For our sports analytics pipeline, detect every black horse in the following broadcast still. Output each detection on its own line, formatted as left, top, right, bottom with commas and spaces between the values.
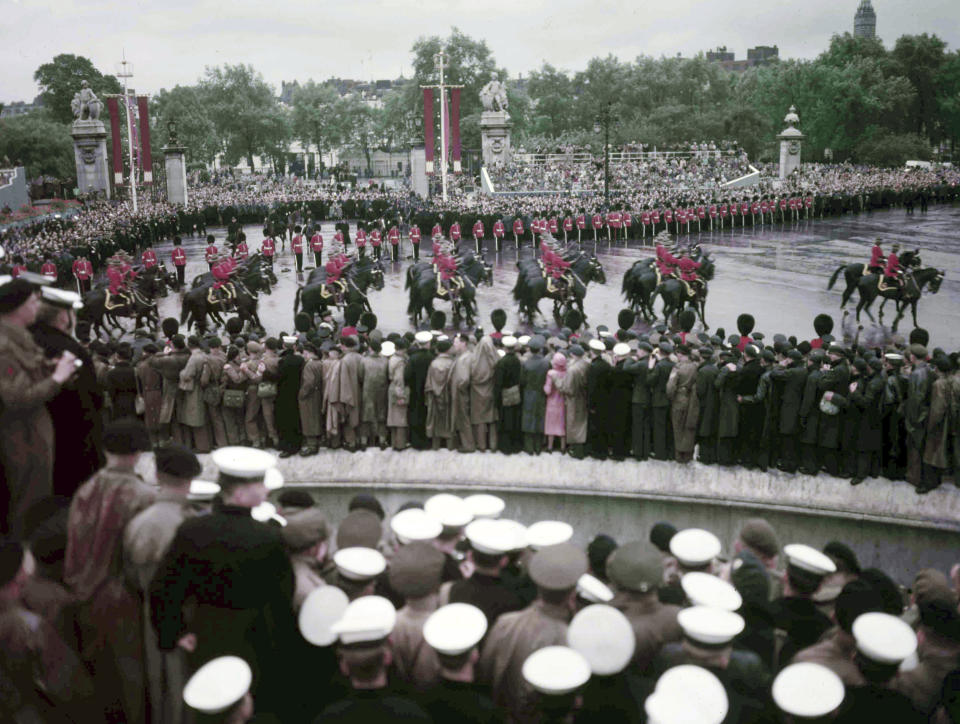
295, 256, 385, 322
827, 250, 920, 308
853, 266, 944, 331
79, 265, 170, 338
180, 254, 275, 333
621, 257, 660, 321
654, 250, 716, 329
406, 252, 493, 327
513, 246, 606, 325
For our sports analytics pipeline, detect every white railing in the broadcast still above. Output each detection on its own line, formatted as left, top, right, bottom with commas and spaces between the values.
510, 149, 743, 165
0, 168, 18, 189
721, 165, 761, 188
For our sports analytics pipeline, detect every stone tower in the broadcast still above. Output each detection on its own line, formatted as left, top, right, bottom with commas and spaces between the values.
854, 0, 876, 39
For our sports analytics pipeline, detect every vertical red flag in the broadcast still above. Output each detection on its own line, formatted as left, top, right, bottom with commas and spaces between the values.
442, 88, 450, 166
126, 94, 140, 181
450, 88, 462, 174
423, 88, 434, 175
106, 97, 124, 184
137, 96, 153, 184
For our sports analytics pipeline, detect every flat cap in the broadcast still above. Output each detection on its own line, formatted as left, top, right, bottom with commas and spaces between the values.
607, 541, 663, 594
388, 541, 444, 598
154, 443, 202, 479
737, 518, 780, 560
336, 510, 383, 550
529, 542, 588, 591
281, 507, 329, 551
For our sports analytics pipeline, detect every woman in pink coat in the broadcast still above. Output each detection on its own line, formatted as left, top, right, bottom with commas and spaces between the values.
543, 352, 567, 452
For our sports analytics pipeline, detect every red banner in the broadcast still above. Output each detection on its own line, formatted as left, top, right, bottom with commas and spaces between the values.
106, 97, 123, 184
450, 88, 462, 174
423, 88, 434, 175
137, 96, 152, 184
126, 95, 140, 181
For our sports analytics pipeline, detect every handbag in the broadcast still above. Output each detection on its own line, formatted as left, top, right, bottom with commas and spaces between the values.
502, 385, 521, 407
223, 389, 246, 409
819, 396, 839, 416
257, 381, 278, 399
203, 385, 223, 406
135, 395, 145, 415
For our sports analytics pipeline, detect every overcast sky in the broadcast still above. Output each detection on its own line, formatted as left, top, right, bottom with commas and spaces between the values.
2, 0, 958, 103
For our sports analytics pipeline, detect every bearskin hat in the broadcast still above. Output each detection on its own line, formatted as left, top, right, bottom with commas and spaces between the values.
491, 308, 507, 332
737, 314, 755, 336
430, 310, 446, 331
564, 308, 583, 332
678, 309, 696, 333
294, 312, 312, 333
225, 317, 244, 335
910, 327, 930, 347
360, 312, 378, 331
344, 303, 363, 327
161, 317, 179, 339
617, 308, 636, 331
813, 314, 834, 337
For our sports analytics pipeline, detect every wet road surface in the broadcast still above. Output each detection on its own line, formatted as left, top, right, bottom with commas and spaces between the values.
153, 203, 960, 348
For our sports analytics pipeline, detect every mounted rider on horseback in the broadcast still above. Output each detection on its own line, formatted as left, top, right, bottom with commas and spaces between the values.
867, 239, 885, 276
105, 252, 137, 310
323, 245, 351, 306
879, 243, 904, 292
675, 248, 704, 300
541, 237, 573, 297
208, 254, 239, 305
433, 240, 463, 299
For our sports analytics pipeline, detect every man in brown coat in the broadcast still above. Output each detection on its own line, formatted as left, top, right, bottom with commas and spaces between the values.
450, 334, 476, 452
150, 334, 190, 445
338, 336, 364, 449
0, 278, 78, 537
136, 343, 163, 443
425, 338, 456, 449
666, 345, 700, 463
606, 541, 682, 673
478, 542, 587, 722
469, 335, 499, 451
389, 542, 445, 691
360, 340, 390, 449
559, 345, 589, 459
298, 344, 324, 455
177, 336, 211, 452
203, 337, 229, 448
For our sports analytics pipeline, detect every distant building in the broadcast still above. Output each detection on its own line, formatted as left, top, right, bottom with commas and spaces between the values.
707, 46, 779, 72
854, 0, 877, 39
0, 98, 43, 118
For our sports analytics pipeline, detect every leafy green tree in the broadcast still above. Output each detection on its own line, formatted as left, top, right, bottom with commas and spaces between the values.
199, 64, 289, 169
891, 34, 948, 139
291, 80, 344, 166
0, 111, 75, 181
936, 51, 960, 155
527, 64, 576, 138
34, 54, 122, 125
150, 85, 219, 164
855, 131, 931, 166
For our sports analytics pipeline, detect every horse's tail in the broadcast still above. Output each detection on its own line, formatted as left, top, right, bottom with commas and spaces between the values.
512, 272, 525, 303
407, 280, 419, 316
827, 265, 844, 291
621, 268, 634, 297
404, 266, 413, 291
179, 294, 192, 328
294, 285, 302, 315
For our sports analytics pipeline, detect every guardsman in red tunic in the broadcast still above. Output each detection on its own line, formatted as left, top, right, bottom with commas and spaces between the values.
575, 213, 586, 244
655, 242, 679, 278
234, 238, 249, 261
72, 256, 92, 294
41, 259, 57, 281
492, 219, 505, 253
291, 227, 305, 272
472, 219, 484, 254
409, 224, 422, 260
370, 227, 382, 260
591, 212, 603, 242
512, 217, 524, 248
709, 203, 718, 230
355, 227, 367, 257
779, 197, 788, 222
449, 221, 461, 244
881, 243, 902, 291
548, 216, 559, 237
388, 225, 400, 262
310, 229, 324, 267
562, 215, 573, 244
211, 255, 236, 301
868, 239, 884, 275
10, 260, 27, 278
431, 222, 443, 242
205, 237, 219, 270
607, 210, 622, 241
622, 211, 632, 240
261, 236, 276, 269
171, 237, 187, 288
641, 209, 652, 238
677, 251, 703, 296
142, 246, 158, 270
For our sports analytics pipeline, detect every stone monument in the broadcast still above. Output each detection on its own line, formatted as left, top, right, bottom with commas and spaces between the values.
479, 73, 512, 170
163, 121, 189, 205
70, 81, 110, 198
777, 105, 805, 180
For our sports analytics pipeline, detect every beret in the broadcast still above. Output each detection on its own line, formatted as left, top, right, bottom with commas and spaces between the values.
388, 541, 445, 598
336, 510, 383, 550
0, 278, 33, 314
102, 417, 152, 455
281, 507, 329, 551
154, 443, 202, 479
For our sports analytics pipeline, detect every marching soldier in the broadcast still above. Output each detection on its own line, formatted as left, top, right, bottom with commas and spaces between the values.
73, 255, 93, 294
492, 219, 505, 253
310, 227, 324, 267
355, 226, 367, 257
171, 237, 187, 289
409, 223, 422, 260
234, 235, 249, 261
40, 258, 57, 281
261, 235, 276, 269
141, 244, 158, 270
388, 224, 400, 262
291, 226, 305, 272
204, 236, 218, 271
472, 218, 484, 254
370, 226, 382, 260
512, 217, 524, 249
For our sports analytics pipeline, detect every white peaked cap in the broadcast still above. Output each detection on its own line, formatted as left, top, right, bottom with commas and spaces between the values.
424, 494, 474, 529
677, 606, 745, 645
423, 603, 488, 656
330, 595, 396, 645
567, 604, 635, 676
646, 665, 728, 724
211, 446, 277, 479
183, 656, 252, 714
525, 520, 573, 549
681, 572, 743, 612
464, 494, 505, 519
333, 547, 387, 581
669, 528, 721, 568
390, 507, 443, 544
577, 573, 614, 603
852, 612, 918, 665
522, 646, 591, 695
773, 663, 845, 717
783, 543, 837, 576
299, 586, 350, 646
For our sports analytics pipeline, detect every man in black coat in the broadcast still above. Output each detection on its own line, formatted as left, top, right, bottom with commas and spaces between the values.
850, 356, 886, 485
799, 350, 826, 475
30, 288, 104, 498
817, 344, 852, 477
770, 349, 807, 474
276, 337, 305, 457
735, 344, 765, 469
493, 338, 523, 454
695, 346, 720, 464
150, 449, 299, 720
608, 345, 634, 460
624, 342, 653, 461
647, 340, 675, 460
104, 344, 139, 420
404, 333, 435, 450
586, 340, 612, 459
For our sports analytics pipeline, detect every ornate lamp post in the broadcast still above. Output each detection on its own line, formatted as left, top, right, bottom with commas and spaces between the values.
593, 102, 614, 206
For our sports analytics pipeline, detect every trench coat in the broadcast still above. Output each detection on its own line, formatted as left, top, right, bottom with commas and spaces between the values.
150, 349, 190, 425
666, 359, 700, 453
177, 348, 208, 427
560, 356, 589, 444
387, 354, 409, 428
298, 358, 324, 437
520, 352, 550, 434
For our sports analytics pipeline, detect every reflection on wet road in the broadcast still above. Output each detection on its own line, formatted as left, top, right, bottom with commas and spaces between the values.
154, 204, 960, 348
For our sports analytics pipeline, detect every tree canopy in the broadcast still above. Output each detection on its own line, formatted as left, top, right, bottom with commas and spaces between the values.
34, 54, 122, 125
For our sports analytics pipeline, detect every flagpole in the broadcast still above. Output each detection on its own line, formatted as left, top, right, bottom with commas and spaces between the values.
116, 54, 138, 213
421, 50, 463, 204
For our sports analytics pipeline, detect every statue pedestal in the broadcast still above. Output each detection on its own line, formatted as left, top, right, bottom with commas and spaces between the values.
71, 120, 110, 199
480, 111, 512, 170
164, 145, 188, 205
409, 145, 428, 199
777, 127, 805, 180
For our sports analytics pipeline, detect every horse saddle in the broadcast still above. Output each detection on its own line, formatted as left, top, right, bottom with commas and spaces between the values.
877, 275, 898, 292
207, 282, 236, 306
436, 275, 463, 298
320, 280, 346, 300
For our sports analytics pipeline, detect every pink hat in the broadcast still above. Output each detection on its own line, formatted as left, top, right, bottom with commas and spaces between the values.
552, 352, 567, 370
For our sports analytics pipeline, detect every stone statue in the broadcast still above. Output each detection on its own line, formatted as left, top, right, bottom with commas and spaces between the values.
479, 73, 509, 116
71, 81, 103, 122
167, 120, 180, 145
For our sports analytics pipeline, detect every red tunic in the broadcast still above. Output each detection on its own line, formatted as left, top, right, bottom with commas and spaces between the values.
41, 262, 57, 280
73, 260, 90, 280
549, 217, 559, 234
212, 260, 231, 289
607, 212, 622, 229
334, 231, 344, 245
431, 224, 443, 239
492, 221, 505, 238
205, 245, 218, 264
261, 238, 275, 258
641, 211, 652, 225
576, 215, 587, 230
370, 230, 382, 247
171, 248, 187, 267
437, 254, 458, 281
409, 226, 421, 243
107, 266, 126, 294
142, 249, 158, 269
472, 221, 484, 239
513, 218, 524, 235
388, 227, 400, 245
310, 233, 324, 253
449, 223, 461, 242
292, 235, 304, 254
235, 242, 249, 260
869, 245, 884, 268
563, 217, 574, 232
591, 214, 603, 230
665, 210, 674, 224
678, 257, 701, 282
884, 253, 900, 279
325, 259, 342, 282
355, 230, 366, 248
623, 213, 632, 228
